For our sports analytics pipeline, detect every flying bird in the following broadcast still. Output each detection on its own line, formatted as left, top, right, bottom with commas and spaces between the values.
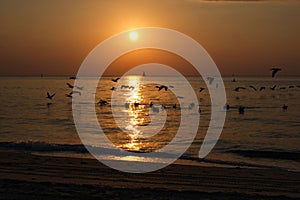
65, 93, 72, 98
199, 87, 205, 92
112, 78, 120, 82
69, 91, 81, 96
46, 92, 56, 100
249, 85, 257, 91
206, 77, 214, 85
259, 86, 266, 91
66, 82, 74, 89
156, 85, 168, 91
69, 76, 76, 80
271, 68, 281, 78
234, 87, 246, 92
98, 99, 108, 106
280, 87, 286, 90
270, 85, 277, 90
66, 83, 83, 90
110, 87, 116, 91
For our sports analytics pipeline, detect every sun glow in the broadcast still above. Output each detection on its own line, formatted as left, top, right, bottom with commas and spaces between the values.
129, 31, 139, 41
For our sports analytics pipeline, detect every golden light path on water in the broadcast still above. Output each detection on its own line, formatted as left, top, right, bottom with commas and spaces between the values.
121, 76, 144, 153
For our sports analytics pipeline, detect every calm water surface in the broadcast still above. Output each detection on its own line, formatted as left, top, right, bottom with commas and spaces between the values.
0, 76, 299, 171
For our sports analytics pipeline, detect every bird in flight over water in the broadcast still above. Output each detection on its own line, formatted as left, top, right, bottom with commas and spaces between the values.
112, 78, 120, 82
271, 68, 281, 78
156, 85, 168, 91
46, 92, 56, 100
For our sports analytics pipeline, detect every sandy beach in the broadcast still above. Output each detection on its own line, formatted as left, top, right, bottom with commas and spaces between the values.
0, 150, 299, 200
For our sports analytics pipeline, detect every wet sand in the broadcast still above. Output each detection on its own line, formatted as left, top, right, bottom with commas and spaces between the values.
0, 150, 299, 200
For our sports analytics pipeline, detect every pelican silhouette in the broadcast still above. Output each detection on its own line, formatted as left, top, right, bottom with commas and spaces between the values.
271, 68, 281, 78
46, 92, 56, 100
112, 78, 120, 82
156, 85, 168, 91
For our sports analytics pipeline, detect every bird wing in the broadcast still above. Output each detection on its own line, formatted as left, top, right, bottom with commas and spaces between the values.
67, 83, 74, 88
50, 93, 56, 98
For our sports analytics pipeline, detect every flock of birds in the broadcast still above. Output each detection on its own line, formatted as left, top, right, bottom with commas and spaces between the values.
46, 67, 298, 114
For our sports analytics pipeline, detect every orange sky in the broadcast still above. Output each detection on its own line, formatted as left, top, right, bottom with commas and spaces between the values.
0, 0, 300, 76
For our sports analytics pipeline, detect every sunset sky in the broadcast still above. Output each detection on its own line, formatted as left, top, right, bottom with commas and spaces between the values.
1, 0, 300, 76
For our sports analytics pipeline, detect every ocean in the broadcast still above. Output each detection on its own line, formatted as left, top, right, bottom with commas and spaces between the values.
0, 76, 299, 172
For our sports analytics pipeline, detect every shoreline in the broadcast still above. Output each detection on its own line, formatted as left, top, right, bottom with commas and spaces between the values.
1, 150, 299, 199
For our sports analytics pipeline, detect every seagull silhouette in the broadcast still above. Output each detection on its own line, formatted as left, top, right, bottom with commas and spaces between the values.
271, 68, 281, 78
280, 87, 286, 90
288, 86, 295, 89
112, 78, 120, 82
199, 87, 205, 92
66, 82, 83, 90
259, 86, 266, 91
65, 93, 72, 98
249, 85, 257, 91
206, 77, 214, 85
270, 85, 277, 90
66, 82, 74, 88
46, 92, 56, 100
234, 87, 246, 92
69, 91, 81, 96
69, 76, 76, 80
156, 85, 168, 91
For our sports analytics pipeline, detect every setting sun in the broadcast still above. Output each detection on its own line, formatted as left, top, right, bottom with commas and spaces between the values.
129, 31, 139, 41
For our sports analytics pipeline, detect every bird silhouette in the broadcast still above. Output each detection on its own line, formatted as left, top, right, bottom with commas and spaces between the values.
69, 76, 76, 80
69, 91, 81, 96
66, 82, 83, 90
98, 99, 108, 106
46, 92, 56, 100
206, 77, 214, 85
280, 87, 286, 90
110, 87, 116, 91
199, 87, 205, 92
112, 78, 120, 82
66, 82, 74, 88
156, 85, 168, 91
289, 86, 295, 89
234, 87, 246, 92
271, 68, 281, 78
282, 104, 288, 111
65, 93, 72, 98
238, 106, 245, 114
259, 86, 266, 91
270, 85, 277, 90
249, 85, 257, 91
